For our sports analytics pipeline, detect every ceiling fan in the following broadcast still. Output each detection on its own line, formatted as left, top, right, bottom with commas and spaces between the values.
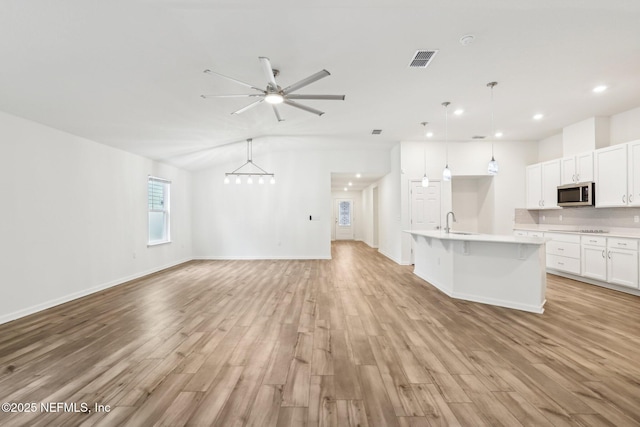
201, 57, 345, 121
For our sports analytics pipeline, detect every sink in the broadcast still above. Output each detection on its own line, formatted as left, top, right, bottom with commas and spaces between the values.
449, 231, 474, 235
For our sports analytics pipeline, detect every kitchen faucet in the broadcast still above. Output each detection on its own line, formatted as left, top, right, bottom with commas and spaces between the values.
445, 211, 456, 233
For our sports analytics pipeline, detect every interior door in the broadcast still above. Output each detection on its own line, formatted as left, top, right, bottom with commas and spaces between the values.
410, 180, 441, 263
335, 199, 354, 240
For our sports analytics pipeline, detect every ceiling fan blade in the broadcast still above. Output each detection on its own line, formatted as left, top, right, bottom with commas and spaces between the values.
282, 70, 330, 94
284, 99, 324, 116
272, 105, 284, 122
231, 99, 264, 115
201, 94, 264, 99
285, 94, 345, 101
259, 57, 279, 91
204, 69, 263, 92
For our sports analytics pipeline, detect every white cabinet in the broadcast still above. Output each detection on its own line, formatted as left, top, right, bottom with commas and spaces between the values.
561, 152, 594, 184
526, 159, 561, 209
606, 238, 639, 288
627, 140, 640, 207
595, 144, 628, 207
581, 235, 607, 281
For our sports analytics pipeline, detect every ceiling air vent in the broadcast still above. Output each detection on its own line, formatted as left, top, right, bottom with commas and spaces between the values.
472, 135, 486, 139
371, 129, 382, 135
409, 50, 439, 68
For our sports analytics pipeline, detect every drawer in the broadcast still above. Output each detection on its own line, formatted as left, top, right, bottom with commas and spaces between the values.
528, 231, 545, 238
546, 254, 581, 275
513, 230, 528, 237
545, 232, 580, 243
546, 240, 580, 258
608, 237, 639, 251
581, 235, 606, 247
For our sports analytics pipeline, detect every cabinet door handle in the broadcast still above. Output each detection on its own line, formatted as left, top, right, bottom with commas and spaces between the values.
630, 194, 633, 203
572, 174, 576, 182
602, 250, 605, 258
558, 262, 564, 266
623, 195, 626, 204
557, 248, 564, 251
618, 242, 627, 246
576, 174, 580, 182
590, 239, 597, 243
608, 251, 611, 259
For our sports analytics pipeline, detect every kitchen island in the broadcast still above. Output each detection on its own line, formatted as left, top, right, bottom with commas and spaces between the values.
406, 230, 547, 313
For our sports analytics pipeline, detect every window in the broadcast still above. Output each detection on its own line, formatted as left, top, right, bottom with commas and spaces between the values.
338, 200, 351, 226
148, 176, 170, 245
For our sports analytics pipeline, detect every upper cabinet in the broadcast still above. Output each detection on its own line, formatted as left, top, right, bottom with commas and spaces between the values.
560, 152, 593, 184
595, 144, 628, 207
526, 159, 561, 209
627, 140, 640, 207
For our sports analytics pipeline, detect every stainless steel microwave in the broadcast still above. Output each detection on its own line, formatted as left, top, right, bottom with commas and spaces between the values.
557, 182, 595, 207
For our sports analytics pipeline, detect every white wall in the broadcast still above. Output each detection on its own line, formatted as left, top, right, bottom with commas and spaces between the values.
538, 133, 563, 162
0, 111, 192, 323
191, 143, 390, 259
376, 144, 402, 263
610, 106, 640, 145
400, 139, 538, 264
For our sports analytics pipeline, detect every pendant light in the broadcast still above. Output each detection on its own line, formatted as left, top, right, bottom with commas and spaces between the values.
224, 138, 275, 184
442, 102, 452, 181
487, 81, 499, 175
420, 122, 429, 187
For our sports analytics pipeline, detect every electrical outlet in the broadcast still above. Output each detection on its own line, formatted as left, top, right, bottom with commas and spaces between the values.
635, 216, 639, 223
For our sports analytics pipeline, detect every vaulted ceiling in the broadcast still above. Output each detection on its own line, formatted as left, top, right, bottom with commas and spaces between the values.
1, 1, 639, 170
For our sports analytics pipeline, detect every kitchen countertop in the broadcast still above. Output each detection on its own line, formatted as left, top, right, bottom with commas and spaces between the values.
405, 230, 547, 245
514, 225, 640, 239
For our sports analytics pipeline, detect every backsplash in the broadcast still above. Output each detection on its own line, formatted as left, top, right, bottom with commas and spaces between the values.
515, 207, 640, 229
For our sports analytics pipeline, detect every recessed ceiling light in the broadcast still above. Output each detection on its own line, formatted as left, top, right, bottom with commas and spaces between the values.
356, 173, 361, 178
426, 132, 434, 138
533, 113, 544, 120
495, 131, 503, 137
344, 187, 348, 191
593, 85, 607, 93
348, 182, 352, 186
454, 109, 464, 115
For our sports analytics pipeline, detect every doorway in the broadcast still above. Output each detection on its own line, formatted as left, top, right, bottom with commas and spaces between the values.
410, 180, 441, 263
334, 198, 355, 240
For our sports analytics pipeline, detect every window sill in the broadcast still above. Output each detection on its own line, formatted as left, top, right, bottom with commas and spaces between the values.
148, 241, 172, 247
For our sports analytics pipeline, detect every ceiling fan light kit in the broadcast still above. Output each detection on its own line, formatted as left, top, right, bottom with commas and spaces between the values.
224, 139, 275, 185
202, 57, 345, 121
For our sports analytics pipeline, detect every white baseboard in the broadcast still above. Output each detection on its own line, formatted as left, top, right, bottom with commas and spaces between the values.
377, 248, 402, 264
193, 255, 332, 260
0, 258, 192, 326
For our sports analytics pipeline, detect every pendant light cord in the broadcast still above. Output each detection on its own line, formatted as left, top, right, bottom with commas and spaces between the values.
442, 102, 450, 166
487, 82, 498, 159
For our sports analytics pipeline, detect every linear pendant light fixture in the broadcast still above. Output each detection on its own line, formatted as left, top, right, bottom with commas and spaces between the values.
442, 102, 452, 181
420, 122, 429, 187
487, 81, 499, 175
224, 138, 275, 184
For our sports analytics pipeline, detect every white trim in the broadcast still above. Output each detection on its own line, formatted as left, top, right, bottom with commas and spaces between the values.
193, 255, 332, 260
0, 258, 191, 326
147, 240, 172, 247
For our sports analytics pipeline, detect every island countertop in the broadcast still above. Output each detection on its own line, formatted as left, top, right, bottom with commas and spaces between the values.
405, 229, 547, 313
404, 230, 547, 245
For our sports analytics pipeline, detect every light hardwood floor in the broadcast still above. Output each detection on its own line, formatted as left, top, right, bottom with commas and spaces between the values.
1, 241, 640, 426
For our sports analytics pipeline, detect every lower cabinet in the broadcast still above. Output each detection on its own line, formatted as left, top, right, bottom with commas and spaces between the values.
581, 235, 607, 281
607, 238, 639, 288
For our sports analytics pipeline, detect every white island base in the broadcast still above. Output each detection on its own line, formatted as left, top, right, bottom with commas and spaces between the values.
407, 231, 547, 314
